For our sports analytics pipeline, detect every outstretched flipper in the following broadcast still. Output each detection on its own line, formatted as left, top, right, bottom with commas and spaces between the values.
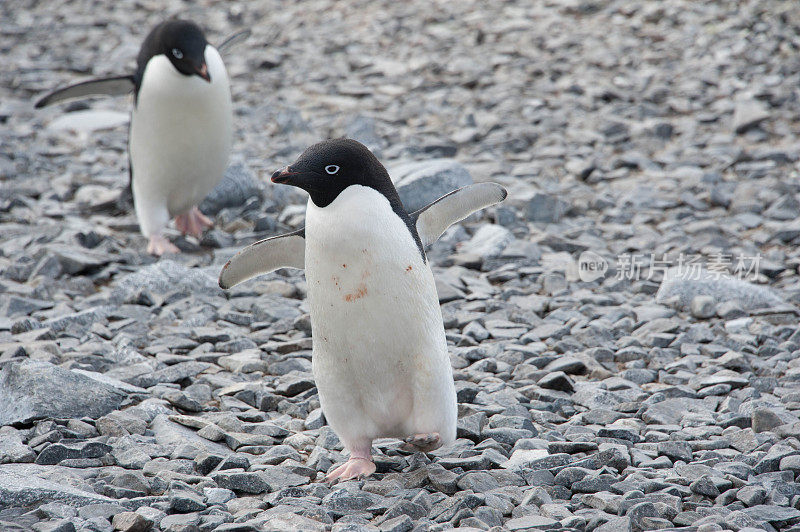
35, 75, 135, 108
218, 228, 305, 289
217, 29, 251, 54
412, 182, 507, 248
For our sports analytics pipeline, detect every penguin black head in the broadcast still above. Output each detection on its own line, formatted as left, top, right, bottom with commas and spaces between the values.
138, 19, 211, 83
272, 139, 402, 209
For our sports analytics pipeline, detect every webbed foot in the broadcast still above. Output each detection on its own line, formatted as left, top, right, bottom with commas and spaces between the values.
147, 234, 179, 256
400, 432, 441, 453
326, 457, 376, 483
175, 206, 213, 238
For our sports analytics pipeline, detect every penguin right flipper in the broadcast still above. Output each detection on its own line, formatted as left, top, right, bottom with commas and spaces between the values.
217, 29, 251, 54
412, 182, 507, 248
35, 75, 135, 108
218, 228, 305, 289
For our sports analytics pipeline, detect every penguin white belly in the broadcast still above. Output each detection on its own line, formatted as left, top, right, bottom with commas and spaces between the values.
305, 186, 457, 450
129, 46, 232, 237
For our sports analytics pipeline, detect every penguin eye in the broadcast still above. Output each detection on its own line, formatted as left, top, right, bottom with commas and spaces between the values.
172, 48, 184, 59
325, 165, 340, 175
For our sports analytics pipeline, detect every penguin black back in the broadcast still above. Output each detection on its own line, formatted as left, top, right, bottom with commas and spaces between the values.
272, 139, 425, 259
134, 20, 210, 96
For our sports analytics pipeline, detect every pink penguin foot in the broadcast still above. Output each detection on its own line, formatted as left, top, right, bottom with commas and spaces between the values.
174, 206, 213, 238
400, 432, 441, 453
325, 457, 376, 483
147, 234, 179, 256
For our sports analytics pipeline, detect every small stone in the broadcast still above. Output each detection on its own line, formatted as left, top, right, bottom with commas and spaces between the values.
210, 471, 269, 494
323, 488, 382, 514
305, 408, 326, 430
717, 300, 746, 319
736, 485, 767, 507
457, 471, 500, 492
733, 97, 770, 134
544, 356, 587, 375
35, 441, 111, 466
690, 295, 715, 319
740, 505, 800, 527
626, 501, 658, 529
169, 489, 205, 513
527, 193, 571, 223
111, 512, 152, 532
689, 476, 720, 497
77, 502, 127, 521
779, 454, 800, 473
379, 515, 413, 532
158, 513, 200, 531
657, 441, 692, 462
32, 520, 75, 532
197, 424, 225, 442
505, 515, 559, 530
595, 516, 631, 532
537, 371, 575, 392
199, 163, 263, 216
203, 487, 235, 505
752, 408, 784, 433
427, 465, 459, 495
0, 427, 35, 464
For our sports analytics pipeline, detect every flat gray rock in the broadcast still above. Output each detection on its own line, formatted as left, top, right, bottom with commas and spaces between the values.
112, 260, 223, 300
733, 97, 770, 134
0, 463, 116, 510
0, 427, 34, 464
199, 163, 264, 216
655, 267, 786, 311
149, 414, 232, 456
390, 159, 473, 212
458, 224, 513, 258
0, 360, 126, 425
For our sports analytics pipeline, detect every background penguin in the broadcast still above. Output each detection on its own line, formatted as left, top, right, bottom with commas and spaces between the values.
36, 20, 248, 255
219, 139, 507, 481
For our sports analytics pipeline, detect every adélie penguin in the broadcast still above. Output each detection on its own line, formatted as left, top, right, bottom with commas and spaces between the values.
219, 139, 507, 481
36, 20, 249, 255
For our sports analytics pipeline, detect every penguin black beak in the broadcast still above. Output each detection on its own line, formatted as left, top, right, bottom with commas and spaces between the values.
271, 166, 297, 184
195, 63, 211, 82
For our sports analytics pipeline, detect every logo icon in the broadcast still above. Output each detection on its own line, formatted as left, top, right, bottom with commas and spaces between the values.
578, 251, 608, 282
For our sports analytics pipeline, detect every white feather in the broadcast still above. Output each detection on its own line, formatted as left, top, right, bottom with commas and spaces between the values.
218, 231, 305, 289
305, 186, 457, 451
414, 182, 507, 248
35, 76, 134, 108
129, 45, 232, 237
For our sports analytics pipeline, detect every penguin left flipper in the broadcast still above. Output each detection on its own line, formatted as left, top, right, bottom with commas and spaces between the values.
412, 182, 507, 248
34, 75, 135, 108
218, 228, 305, 289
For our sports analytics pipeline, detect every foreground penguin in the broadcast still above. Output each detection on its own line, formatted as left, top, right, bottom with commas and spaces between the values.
219, 139, 507, 481
36, 20, 247, 255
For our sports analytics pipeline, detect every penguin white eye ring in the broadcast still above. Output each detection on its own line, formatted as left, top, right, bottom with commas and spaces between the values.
172, 48, 183, 59
325, 165, 340, 175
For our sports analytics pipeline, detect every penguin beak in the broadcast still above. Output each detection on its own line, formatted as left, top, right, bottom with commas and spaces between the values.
195, 63, 211, 82
271, 166, 298, 184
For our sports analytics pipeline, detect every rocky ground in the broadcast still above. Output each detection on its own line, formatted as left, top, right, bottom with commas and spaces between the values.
2, 0, 800, 531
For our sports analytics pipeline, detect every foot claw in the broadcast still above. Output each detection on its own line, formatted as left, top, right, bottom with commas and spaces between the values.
325, 457, 376, 483
400, 432, 441, 453
147, 234, 179, 256
175, 206, 213, 238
